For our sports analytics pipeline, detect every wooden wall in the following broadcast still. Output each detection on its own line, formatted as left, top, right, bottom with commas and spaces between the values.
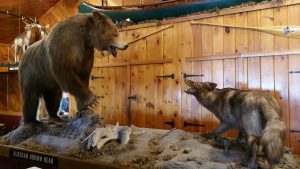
66, 1, 300, 154
0, 44, 10, 63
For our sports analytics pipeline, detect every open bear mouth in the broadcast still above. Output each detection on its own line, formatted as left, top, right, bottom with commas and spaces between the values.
109, 45, 117, 57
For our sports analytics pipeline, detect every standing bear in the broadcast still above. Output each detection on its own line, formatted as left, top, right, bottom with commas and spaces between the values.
19, 11, 128, 124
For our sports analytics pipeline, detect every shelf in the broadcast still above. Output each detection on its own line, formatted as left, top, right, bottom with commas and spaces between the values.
0, 65, 18, 73
0, 111, 21, 116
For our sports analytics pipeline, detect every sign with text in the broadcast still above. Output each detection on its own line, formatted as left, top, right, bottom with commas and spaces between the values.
9, 148, 58, 167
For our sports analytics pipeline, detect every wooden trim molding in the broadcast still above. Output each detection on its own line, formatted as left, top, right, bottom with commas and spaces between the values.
241, 50, 300, 58
186, 50, 300, 62
94, 58, 173, 68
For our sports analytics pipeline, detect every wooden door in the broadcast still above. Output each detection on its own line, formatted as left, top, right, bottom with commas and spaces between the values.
88, 66, 130, 126
129, 63, 174, 129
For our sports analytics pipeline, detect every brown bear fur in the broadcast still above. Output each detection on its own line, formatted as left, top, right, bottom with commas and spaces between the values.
19, 12, 128, 124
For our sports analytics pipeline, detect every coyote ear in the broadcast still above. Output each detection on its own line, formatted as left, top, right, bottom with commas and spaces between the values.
209, 83, 217, 90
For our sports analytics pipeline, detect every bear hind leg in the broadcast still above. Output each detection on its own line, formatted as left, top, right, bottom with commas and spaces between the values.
22, 90, 41, 124
57, 70, 95, 111
43, 87, 62, 121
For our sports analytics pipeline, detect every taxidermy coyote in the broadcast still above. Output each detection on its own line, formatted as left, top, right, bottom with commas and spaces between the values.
185, 80, 286, 169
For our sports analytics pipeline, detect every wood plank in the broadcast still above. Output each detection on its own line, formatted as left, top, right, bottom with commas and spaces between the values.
260, 9, 275, 95
212, 16, 224, 56
130, 66, 139, 126
145, 65, 155, 128
135, 26, 153, 128
144, 26, 162, 128
273, 6, 289, 146
163, 25, 173, 59
247, 11, 261, 90
123, 66, 130, 125
211, 16, 224, 131
223, 58, 237, 137
288, 4, 300, 155
128, 25, 173, 44
191, 61, 203, 132
222, 14, 237, 138
201, 60, 213, 133
183, 61, 193, 131
100, 67, 109, 124
130, 29, 147, 61
107, 67, 116, 125
115, 67, 123, 125
92, 68, 102, 117
68, 95, 77, 116
162, 63, 173, 129
137, 65, 147, 127
162, 25, 173, 129
181, 21, 193, 131
212, 60, 223, 130
154, 64, 164, 129
146, 26, 163, 60
112, 35, 128, 125
172, 23, 182, 129
201, 18, 213, 57
235, 12, 248, 90
223, 14, 236, 55
192, 23, 202, 58
223, 12, 237, 138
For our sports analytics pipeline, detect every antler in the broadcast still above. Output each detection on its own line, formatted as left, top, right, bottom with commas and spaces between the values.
21, 16, 29, 25
22, 16, 36, 25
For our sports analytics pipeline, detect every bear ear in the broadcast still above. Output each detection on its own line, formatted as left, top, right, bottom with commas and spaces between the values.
92, 11, 107, 25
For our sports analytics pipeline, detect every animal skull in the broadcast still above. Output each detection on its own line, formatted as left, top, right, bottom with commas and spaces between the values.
86, 122, 119, 149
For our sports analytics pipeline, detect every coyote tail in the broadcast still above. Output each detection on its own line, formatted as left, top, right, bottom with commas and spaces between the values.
261, 118, 286, 167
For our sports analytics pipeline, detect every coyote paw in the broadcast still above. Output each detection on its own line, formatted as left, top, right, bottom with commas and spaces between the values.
201, 132, 215, 139
240, 158, 258, 169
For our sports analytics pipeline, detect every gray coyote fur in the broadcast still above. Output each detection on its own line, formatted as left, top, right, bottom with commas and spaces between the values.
185, 80, 286, 169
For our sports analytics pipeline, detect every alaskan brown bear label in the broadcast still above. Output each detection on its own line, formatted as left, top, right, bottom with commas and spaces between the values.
9, 148, 58, 167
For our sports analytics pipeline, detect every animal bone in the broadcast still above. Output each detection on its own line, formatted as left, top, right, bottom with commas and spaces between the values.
118, 126, 132, 145
85, 122, 119, 150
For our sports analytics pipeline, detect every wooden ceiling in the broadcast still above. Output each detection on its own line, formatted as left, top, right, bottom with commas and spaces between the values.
0, 0, 59, 44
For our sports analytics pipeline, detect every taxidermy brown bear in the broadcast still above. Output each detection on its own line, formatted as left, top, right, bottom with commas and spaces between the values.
19, 11, 128, 124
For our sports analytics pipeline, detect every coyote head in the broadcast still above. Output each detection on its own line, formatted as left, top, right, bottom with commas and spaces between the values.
184, 80, 217, 95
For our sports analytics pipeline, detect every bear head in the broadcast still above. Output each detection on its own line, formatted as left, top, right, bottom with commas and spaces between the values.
88, 11, 128, 57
